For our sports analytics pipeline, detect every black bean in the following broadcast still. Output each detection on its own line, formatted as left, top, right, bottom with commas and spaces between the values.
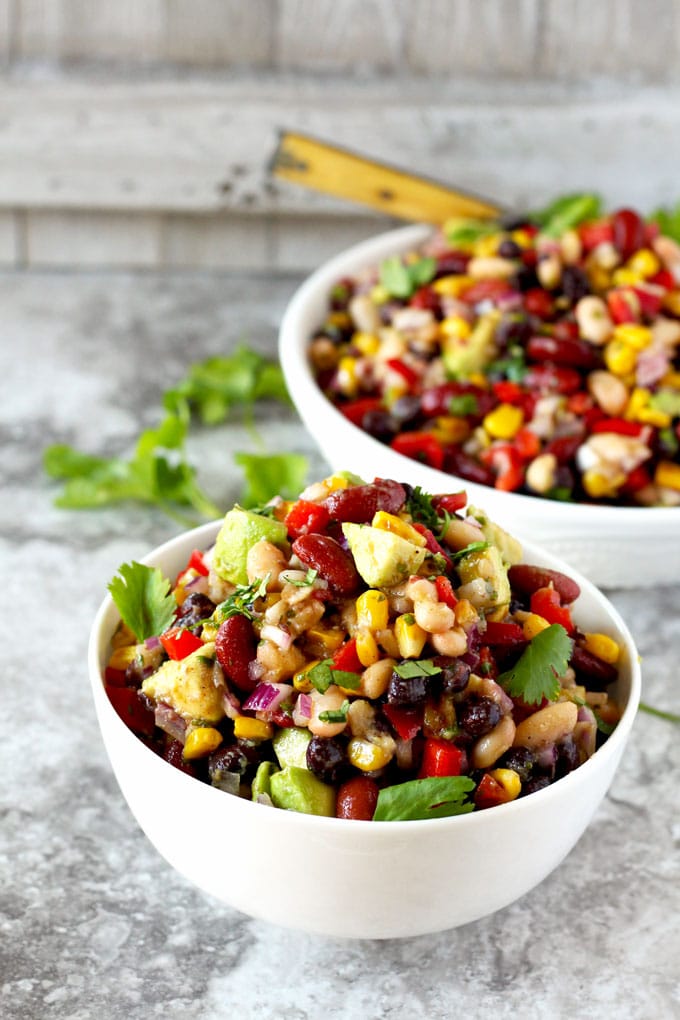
390, 395, 422, 425
433, 657, 471, 694
554, 737, 580, 780
175, 592, 216, 629
498, 746, 535, 783
522, 775, 552, 797
497, 239, 522, 259
457, 696, 501, 738
387, 672, 429, 706
496, 315, 531, 350
561, 265, 591, 304
361, 409, 398, 443
208, 744, 248, 782
306, 736, 349, 785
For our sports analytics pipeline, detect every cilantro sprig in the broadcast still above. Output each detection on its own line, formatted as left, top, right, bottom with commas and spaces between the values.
393, 659, 442, 680
107, 561, 177, 642
373, 776, 475, 822
214, 576, 270, 622
379, 255, 436, 299
498, 624, 573, 705
451, 540, 489, 562
307, 660, 361, 694
234, 452, 309, 509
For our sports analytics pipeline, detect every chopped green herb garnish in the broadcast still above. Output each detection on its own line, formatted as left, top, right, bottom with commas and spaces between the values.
529, 193, 602, 237
307, 659, 361, 694
287, 568, 319, 588
443, 217, 498, 246
659, 427, 679, 456
214, 575, 270, 622
545, 486, 573, 502
107, 561, 177, 642
318, 699, 350, 723
498, 624, 573, 705
448, 393, 479, 417
451, 540, 489, 562
393, 659, 442, 679
373, 776, 476, 822
379, 255, 436, 299
486, 346, 528, 383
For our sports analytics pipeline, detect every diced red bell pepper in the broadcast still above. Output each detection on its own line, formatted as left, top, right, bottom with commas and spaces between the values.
187, 548, 209, 576
483, 621, 526, 646
410, 285, 440, 314
591, 417, 644, 437
460, 278, 514, 305
391, 432, 445, 471
513, 427, 541, 460
524, 364, 582, 395
578, 219, 614, 252
411, 523, 453, 569
332, 637, 364, 675
339, 397, 383, 427
432, 491, 468, 514
419, 738, 465, 778
106, 686, 155, 736
480, 444, 524, 492
492, 380, 523, 405
383, 703, 424, 741
160, 627, 204, 661
566, 392, 593, 416
523, 288, 554, 320
530, 586, 575, 633
621, 465, 652, 494
474, 772, 511, 809
582, 406, 607, 432
285, 499, 330, 539
632, 284, 663, 318
104, 665, 127, 687
386, 358, 419, 388
648, 269, 675, 291
435, 575, 458, 609
477, 645, 498, 679
607, 288, 639, 324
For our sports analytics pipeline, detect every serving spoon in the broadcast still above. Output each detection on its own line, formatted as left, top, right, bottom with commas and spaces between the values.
270, 130, 504, 225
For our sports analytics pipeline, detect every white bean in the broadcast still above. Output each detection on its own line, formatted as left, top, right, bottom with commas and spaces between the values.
443, 517, 485, 551
349, 293, 382, 334
513, 701, 578, 750
414, 600, 456, 634
537, 252, 562, 290
468, 256, 518, 279
525, 453, 557, 495
246, 540, 287, 589
407, 577, 437, 603
575, 296, 614, 345
430, 627, 468, 657
308, 685, 349, 738
360, 658, 395, 699
587, 370, 629, 416
256, 639, 306, 683
472, 715, 516, 769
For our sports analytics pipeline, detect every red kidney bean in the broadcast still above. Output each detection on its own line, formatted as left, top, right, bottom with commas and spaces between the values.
335, 776, 379, 820
215, 615, 257, 692
508, 564, 581, 604
323, 479, 405, 524
435, 250, 471, 275
524, 364, 582, 395
421, 383, 494, 420
612, 208, 646, 261
526, 335, 599, 370
445, 449, 496, 487
292, 533, 360, 595
544, 433, 584, 465
570, 644, 618, 690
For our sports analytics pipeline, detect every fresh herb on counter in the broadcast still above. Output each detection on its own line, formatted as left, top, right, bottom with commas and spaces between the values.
107, 561, 177, 642
640, 701, 680, 724
234, 452, 309, 509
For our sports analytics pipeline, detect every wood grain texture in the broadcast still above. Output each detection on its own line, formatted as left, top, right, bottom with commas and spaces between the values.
26, 210, 163, 266
277, 0, 408, 72
0, 211, 19, 265
164, 0, 274, 67
17, 0, 166, 62
162, 213, 271, 269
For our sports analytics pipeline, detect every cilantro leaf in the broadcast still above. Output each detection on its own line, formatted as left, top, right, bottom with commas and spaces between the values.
307, 659, 361, 694
648, 201, 680, 245
498, 624, 573, 705
451, 540, 489, 562
443, 217, 498, 246
214, 576, 269, 622
404, 485, 451, 538
529, 193, 602, 237
649, 389, 680, 417
449, 393, 479, 416
107, 561, 177, 642
373, 776, 476, 822
379, 256, 436, 299
318, 699, 350, 723
286, 568, 318, 588
393, 659, 442, 679
234, 452, 308, 509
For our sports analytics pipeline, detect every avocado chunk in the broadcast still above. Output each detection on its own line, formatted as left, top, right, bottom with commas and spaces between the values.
457, 545, 512, 620
251, 760, 278, 802
342, 523, 427, 588
141, 643, 224, 723
442, 310, 499, 376
273, 726, 312, 769
467, 505, 523, 566
213, 506, 288, 585
269, 765, 336, 817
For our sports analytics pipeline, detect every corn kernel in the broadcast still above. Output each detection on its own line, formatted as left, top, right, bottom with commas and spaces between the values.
110, 621, 136, 649
439, 315, 472, 340
586, 264, 612, 293
336, 356, 358, 397
347, 737, 394, 772
626, 248, 660, 278
394, 613, 428, 659
356, 629, 380, 668
612, 268, 642, 287
660, 370, 680, 389
324, 473, 351, 492
613, 324, 652, 351
370, 284, 390, 305
293, 659, 321, 693
433, 275, 473, 298
655, 460, 680, 492
233, 717, 273, 742
352, 331, 380, 356
583, 633, 621, 665
625, 386, 651, 420
467, 372, 490, 390
108, 645, 140, 671
304, 627, 345, 658
327, 311, 352, 330
522, 613, 551, 640
430, 415, 470, 445
473, 233, 503, 257
582, 468, 624, 499
489, 768, 521, 801
511, 229, 533, 248
638, 406, 672, 428
454, 598, 478, 629
355, 589, 390, 631
483, 403, 524, 440
372, 510, 427, 547
604, 339, 637, 377
183, 726, 223, 760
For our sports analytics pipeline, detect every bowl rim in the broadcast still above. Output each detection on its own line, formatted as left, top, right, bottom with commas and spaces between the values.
278, 221, 680, 523
89, 517, 641, 836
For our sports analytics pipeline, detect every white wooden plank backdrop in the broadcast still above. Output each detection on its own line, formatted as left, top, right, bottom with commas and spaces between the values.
2, 0, 680, 269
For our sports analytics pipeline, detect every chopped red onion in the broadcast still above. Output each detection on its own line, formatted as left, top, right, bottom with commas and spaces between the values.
293, 692, 313, 725
184, 573, 210, 595
247, 659, 265, 686
242, 682, 293, 714
154, 703, 186, 743
144, 635, 161, 650
260, 623, 293, 651
222, 689, 242, 720
536, 744, 557, 770
212, 771, 241, 796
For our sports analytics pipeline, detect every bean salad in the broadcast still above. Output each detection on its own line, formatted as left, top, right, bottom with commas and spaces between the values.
308, 201, 680, 506
105, 474, 622, 821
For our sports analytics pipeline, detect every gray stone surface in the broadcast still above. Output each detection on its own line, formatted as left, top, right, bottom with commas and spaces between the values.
1, 270, 678, 1020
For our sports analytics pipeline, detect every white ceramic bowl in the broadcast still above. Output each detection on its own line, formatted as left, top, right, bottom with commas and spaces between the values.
89, 519, 640, 939
279, 224, 680, 587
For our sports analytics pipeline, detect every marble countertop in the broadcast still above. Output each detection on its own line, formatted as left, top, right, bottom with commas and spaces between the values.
2, 270, 679, 1020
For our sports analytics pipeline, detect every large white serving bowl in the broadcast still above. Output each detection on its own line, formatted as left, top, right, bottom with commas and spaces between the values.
89, 519, 640, 940
279, 224, 680, 587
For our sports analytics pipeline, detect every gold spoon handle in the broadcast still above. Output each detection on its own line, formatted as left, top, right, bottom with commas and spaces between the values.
270, 130, 503, 224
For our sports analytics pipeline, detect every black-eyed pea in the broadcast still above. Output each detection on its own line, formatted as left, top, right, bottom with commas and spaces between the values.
513, 701, 578, 750
360, 657, 395, 699
471, 715, 516, 769
308, 685, 349, 738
